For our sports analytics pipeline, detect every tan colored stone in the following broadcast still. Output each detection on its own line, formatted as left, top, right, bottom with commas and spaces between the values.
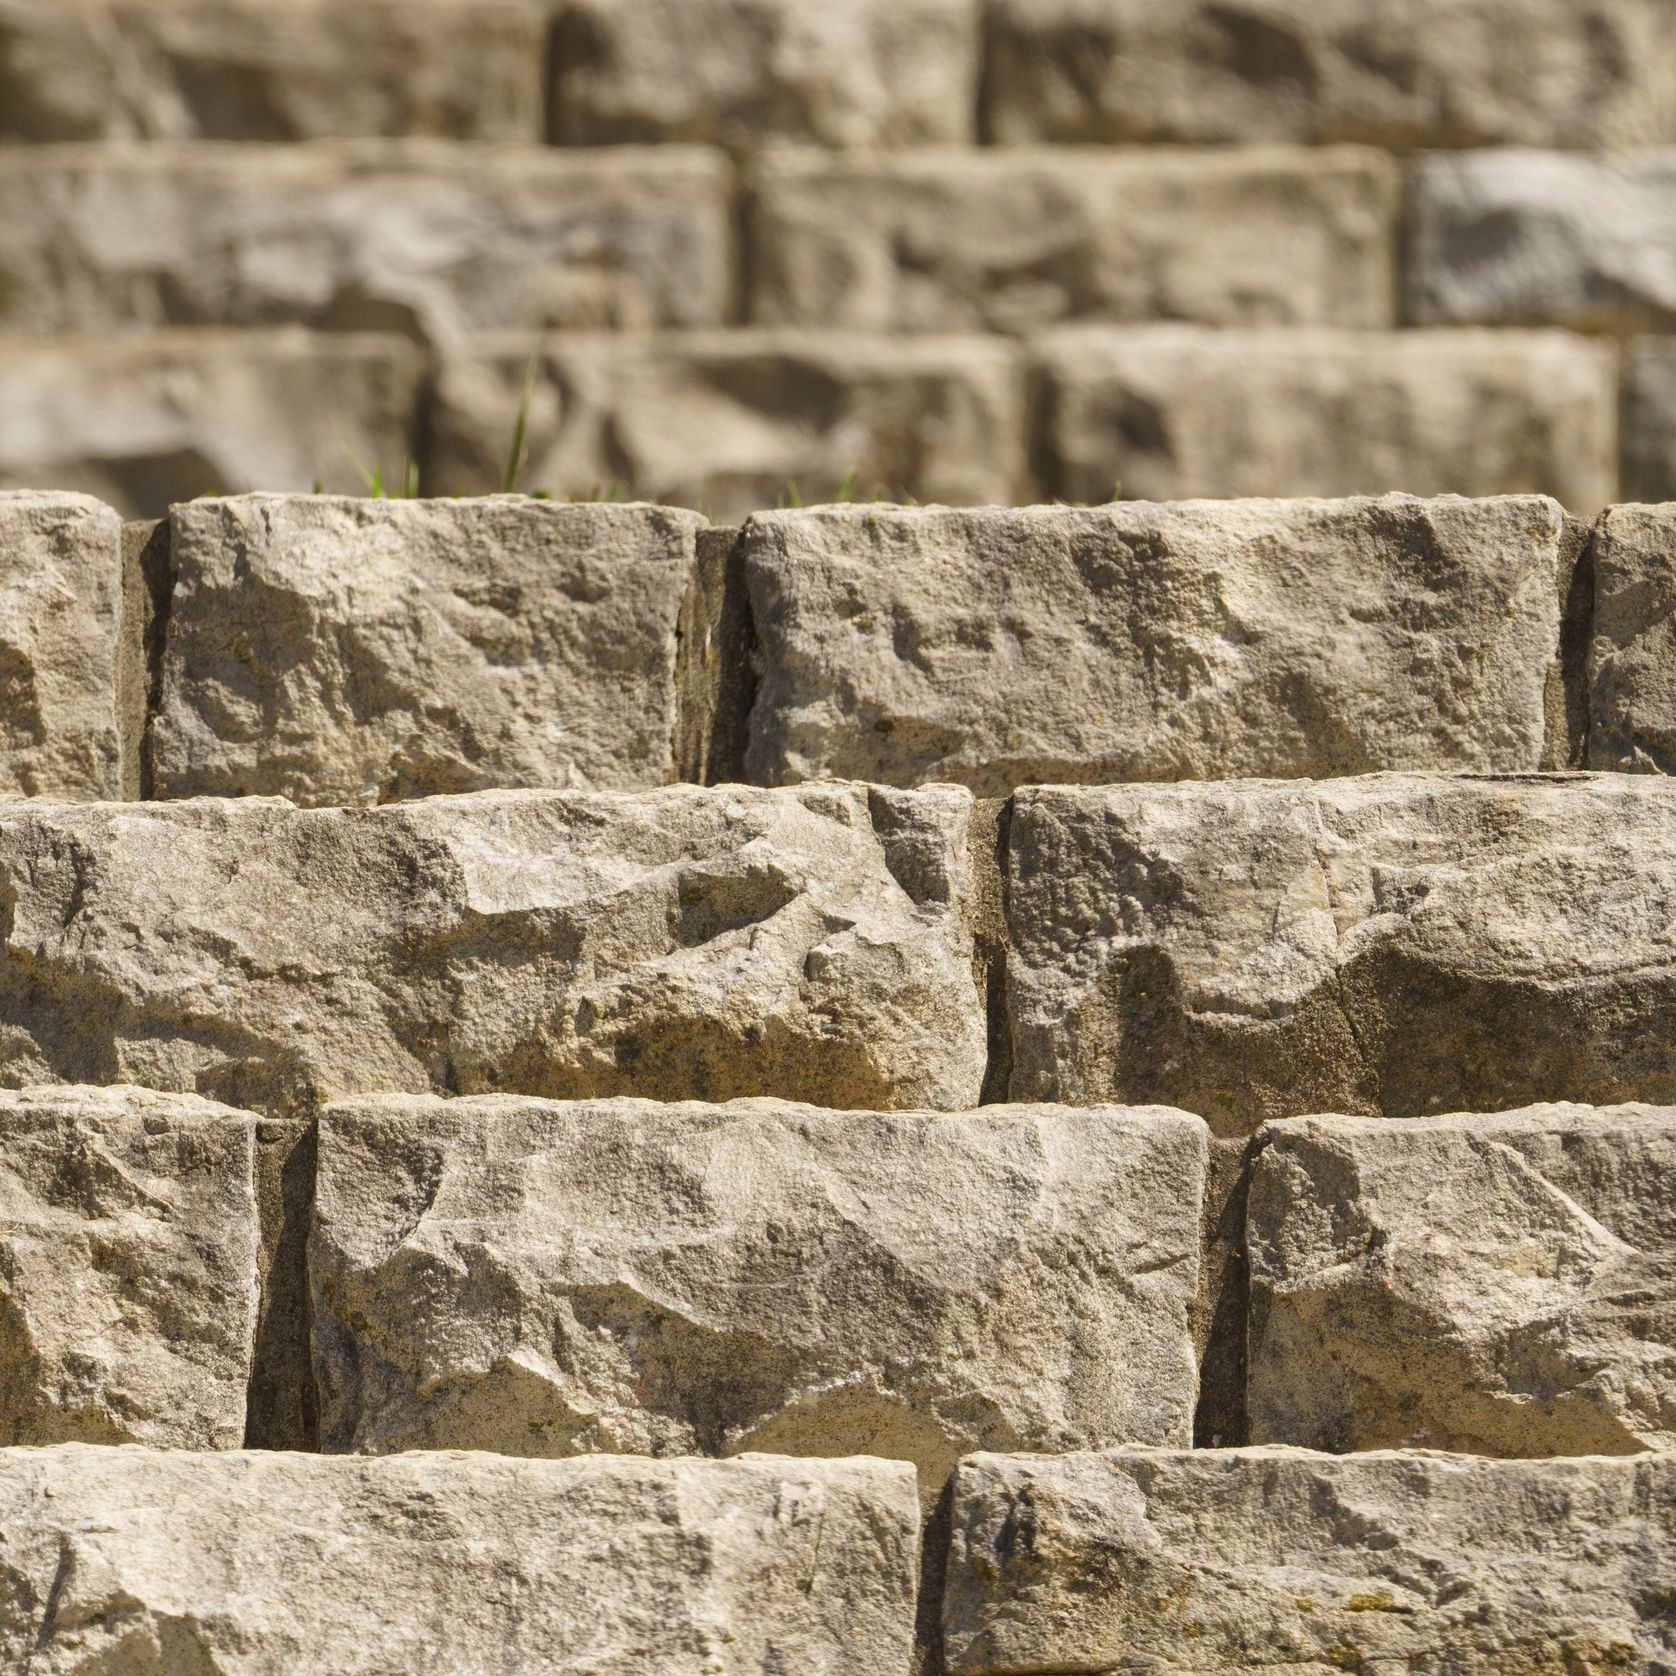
748, 147, 1398, 332
984, 0, 1676, 148
0, 491, 123, 799
943, 1447, 1676, 1674
1625, 338, 1676, 503
152, 496, 706, 803
1588, 502, 1676, 772
1005, 774, 1676, 1130
311, 1094, 1206, 1491
0, 142, 732, 339
550, 0, 977, 150
0, 784, 984, 1119
744, 498, 1576, 795
426, 330, 1030, 520
0, 1445, 920, 1673
0, 0, 544, 142
1248, 1104, 1676, 1455
1037, 326, 1619, 511
0, 1085, 258, 1450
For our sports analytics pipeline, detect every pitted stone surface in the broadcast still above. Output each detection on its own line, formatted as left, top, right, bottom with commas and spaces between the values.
0, 1085, 258, 1450
1588, 502, 1676, 773
1247, 1104, 1676, 1455
0, 491, 123, 800
0, 784, 984, 1119
943, 1447, 1676, 1674
0, 1445, 920, 1674
153, 496, 705, 804
1005, 774, 1676, 1129
311, 1094, 1206, 1488
744, 499, 1575, 795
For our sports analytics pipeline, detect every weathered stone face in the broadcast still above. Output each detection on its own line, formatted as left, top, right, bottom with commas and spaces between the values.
748, 147, 1398, 332
0, 784, 985, 1119
943, 1447, 1676, 1674
745, 499, 1576, 796
1625, 341, 1676, 505
152, 496, 707, 804
0, 1085, 258, 1450
0, 1445, 921, 1674
1247, 1104, 1676, 1455
1588, 502, 1676, 773
1005, 774, 1676, 1129
0, 491, 123, 800
311, 1094, 1207, 1489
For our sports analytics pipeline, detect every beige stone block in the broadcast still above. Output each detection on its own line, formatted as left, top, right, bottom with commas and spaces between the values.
1625, 338, 1676, 502
1589, 502, 1676, 772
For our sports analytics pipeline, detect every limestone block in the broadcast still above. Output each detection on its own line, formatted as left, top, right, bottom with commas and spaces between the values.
0, 1445, 920, 1674
0, 142, 732, 339
0, 784, 985, 1119
0, 1085, 258, 1450
984, 0, 1676, 148
943, 1447, 1676, 1673
0, 0, 544, 143
1588, 502, 1676, 772
311, 1095, 1206, 1489
744, 498, 1576, 795
550, 0, 977, 149
1005, 774, 1676, 1128
426, 331, 1030, 518
0, 491, 123, 799
1248, 1105, 1676, 1455
1625, 338, 1676, 502
1036, 326, 1619, 511
0, 330, 425, 519
748, 147, 1397, 333
152, 496, 707, 803
1411, 149, 1676, 335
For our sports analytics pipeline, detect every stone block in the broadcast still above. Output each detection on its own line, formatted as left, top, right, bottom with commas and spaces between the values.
1588, 502, 1676, 772
1005, 774, 1676, 1128
943, 1447, 1676, 1673
152, 496, 707, 803
0, 1446, 920, 1673
744, 498, 1577, 795
1625, 338, 1676, 502
0, 1085, 258, 1450
1036, 326, 1619, 511
748, 147, 1398, 332
0, 784, 985, 1119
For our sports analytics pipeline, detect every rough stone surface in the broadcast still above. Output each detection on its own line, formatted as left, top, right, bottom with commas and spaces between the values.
1248, 1104, 1676, 1456
0, 1085, 258, 1450
0, 0, 545, 143
748, 148, 1398, 333
311, 1095, 1206, 1489
1589, 502, 1676, 773
0, 784, 984, 1120
1625, 339, 1676, 504
1005, 774, 1676, 1129
0, 1445, 920, 1674
0, 491, 123, 800
0, 142, 733, 339
1411, 149, 1676, 335
943, 1447, 1676, 1674
0, 330, 425, 519
427, 331, 1030, 519
744, 498, 1576, 795
550, 0, 977, 150
984, 0, 1676, 148
1036, 326, 1619, 511
152, 496, 706, 804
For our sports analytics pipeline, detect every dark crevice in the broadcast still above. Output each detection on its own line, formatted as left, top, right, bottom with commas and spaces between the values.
1192, 1132, 1263, 1449
975, 797, 1014, 1105
912, 1474, 955, 1676
121, 518, 175, 802
728, 161, 755, 327
1558, 512, 1600, 769
244, 1118, 321, 1452
677, 525, 756, 786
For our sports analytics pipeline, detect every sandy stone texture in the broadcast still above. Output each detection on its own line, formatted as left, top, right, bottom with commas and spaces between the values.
152, 496, 706, 804
748, 147, 1398, 333
1005, 774, 1676, 1129
0, 1085, 258, 1450
943, 1447, 1676, 1673
744, 498, 1577, 795
311, 1094, 1206, 1491
1625, 339, 1676, 503
0, 783, 984, 1119
0, 1445, 920, 1674
0, 491, 124, 800
1247, 1104, 1676, 1455
1588, 502, 1676, 772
